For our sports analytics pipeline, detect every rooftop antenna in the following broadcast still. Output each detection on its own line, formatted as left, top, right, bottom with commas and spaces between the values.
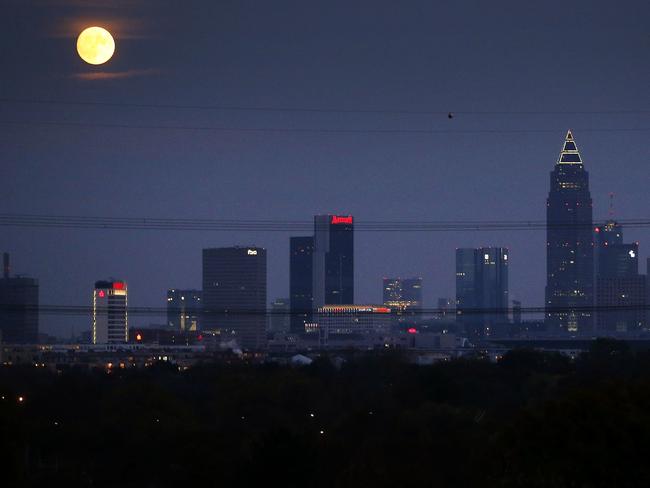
608, 192, 615, 219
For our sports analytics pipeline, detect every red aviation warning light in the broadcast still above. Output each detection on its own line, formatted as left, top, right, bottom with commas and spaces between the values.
407, 327, 417, 334
331, 215, 353, 225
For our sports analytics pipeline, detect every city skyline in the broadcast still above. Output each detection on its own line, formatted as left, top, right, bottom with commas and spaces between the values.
1, 0, 648, 338
2, 2, 649, 485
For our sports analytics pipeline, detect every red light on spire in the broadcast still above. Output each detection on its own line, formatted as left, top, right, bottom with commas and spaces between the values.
331, 215, 353, 225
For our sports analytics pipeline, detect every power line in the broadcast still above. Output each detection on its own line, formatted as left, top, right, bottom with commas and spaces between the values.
1, 120, 649, 135
2, 214, 650, 232
2, 97, 649, 116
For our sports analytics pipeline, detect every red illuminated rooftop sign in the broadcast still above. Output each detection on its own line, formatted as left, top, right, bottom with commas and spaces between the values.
331, 215, 353, 225
113, 282, 125, 290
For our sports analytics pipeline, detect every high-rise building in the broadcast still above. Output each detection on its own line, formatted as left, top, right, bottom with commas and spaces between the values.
456, 247, 509, 337
93, 280, 128, 344
269, 298, 290, 335
545, 130, 594, 334
312, 215, 354, 308
382, 277, 423, 315
202, 246, 267, 350
290, 236, 313, 334
594, 221, 645, 333
0, 253, 39, 343
166, 289, 202, 331
595, 221, 638, 278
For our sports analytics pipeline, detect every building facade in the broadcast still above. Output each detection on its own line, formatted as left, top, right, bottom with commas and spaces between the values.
456, 247, 509, 337
202, 247, 267, 350
0, 253, 39, 344
312, 215, 354, 308
382, 277, 423, 315
269, 298, 290, 335
545, 130, 594, 334
595, 221, 645, 333
93, 280, 128, 344
289, 236, 314, 334
315, 305, 392, 346
166, 289, 202, 331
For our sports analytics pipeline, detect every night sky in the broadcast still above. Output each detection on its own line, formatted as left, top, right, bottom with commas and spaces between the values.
1, 0, 648, 338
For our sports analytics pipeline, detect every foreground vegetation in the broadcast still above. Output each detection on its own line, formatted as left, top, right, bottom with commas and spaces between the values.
1, 339, 649, 487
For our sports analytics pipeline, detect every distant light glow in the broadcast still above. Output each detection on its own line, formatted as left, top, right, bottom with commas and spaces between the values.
407, 327, 417, 334
98, 290, 105, 298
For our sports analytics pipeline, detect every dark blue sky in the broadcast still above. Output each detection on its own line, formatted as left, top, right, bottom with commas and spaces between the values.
1, 0, 648, 337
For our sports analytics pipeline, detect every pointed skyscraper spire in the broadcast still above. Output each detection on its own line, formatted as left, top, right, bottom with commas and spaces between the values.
557, 129, 582, 164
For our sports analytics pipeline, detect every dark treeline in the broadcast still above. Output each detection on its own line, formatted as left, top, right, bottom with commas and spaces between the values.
1, 340, 650, 487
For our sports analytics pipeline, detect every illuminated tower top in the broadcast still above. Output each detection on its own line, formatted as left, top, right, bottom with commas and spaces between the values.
556, 129, 583, 165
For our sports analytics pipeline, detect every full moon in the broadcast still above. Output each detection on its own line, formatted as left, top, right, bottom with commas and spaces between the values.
77, 26, 115, 65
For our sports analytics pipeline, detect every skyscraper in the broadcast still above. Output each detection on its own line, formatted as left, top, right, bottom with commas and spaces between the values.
202, 246, 267, 350
594, 221, 645, 333
166, 289, 202, 331
312, 215, 354, 308
0, 253, 39, 343
545, 130, 594, 334
93, 280, 128, 344
382, 277, 423, 315
456, 247, 509, 337
289, 236, 314, 334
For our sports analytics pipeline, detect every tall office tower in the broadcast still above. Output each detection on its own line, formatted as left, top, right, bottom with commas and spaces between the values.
456, 247, 509, 337
269, 298, 290, 334
93, 280, 128, 344
166, 289, 202, 331
595, 221, 637, 277
290, 236, 314, 334
545, 130, 594, 334
202, 247, 267, 350
382, 277, 423, 315
594, 222, 645, 333
0, 253, 39, 343
456, 248, 480, 333
312, 215, 354, 308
